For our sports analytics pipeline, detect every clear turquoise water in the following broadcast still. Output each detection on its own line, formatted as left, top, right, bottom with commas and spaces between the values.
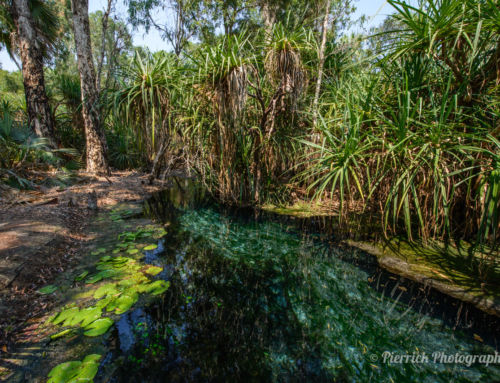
112, 188, 500, 382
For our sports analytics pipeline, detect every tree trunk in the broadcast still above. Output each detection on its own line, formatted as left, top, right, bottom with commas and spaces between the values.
12, 0, 56, 146
312, 0, 331, 127
174, 0, 183, 57
261, 1, 276, 39
71, 0, 110, 174
96, 0, 114, 92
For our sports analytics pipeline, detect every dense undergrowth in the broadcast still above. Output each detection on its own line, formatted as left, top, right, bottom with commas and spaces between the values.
1, 0, 498, 256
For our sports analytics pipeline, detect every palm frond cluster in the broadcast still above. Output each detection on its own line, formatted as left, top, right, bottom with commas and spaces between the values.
1, 0, 498, 253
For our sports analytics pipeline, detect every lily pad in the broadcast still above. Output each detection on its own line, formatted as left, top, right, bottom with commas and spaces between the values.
83, 318, 114, 337
74, 271, 89, 282
85, 274, 104, 284
51, 307, 79, 326
69, 307, 102, 327
86, 269, 122, 284
47, 361, 81, 383
154, 228, 167, 238
94, 283, 119, 299
143, 244, 158, 251
144, 265, 163, 276
113, 293, 138, 314
38, 285, 58, 295
47, 354, 101, 383
95, 295, 115, 309
117, 278, 136, 287
142, 280, 170, 295
91, 248, 106, 256
82, 354, 102, 364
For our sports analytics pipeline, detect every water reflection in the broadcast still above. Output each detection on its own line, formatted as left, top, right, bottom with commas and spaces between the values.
106, 180, 499, 382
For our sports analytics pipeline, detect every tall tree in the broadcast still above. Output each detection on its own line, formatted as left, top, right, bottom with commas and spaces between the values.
312, 0, 331, 126
259, 0, 276, 37
127, 0, 198, 57
70, 0, 109, 174
95, 0, 114, 91
90, 9, 134, 92
9, 0, 57, 146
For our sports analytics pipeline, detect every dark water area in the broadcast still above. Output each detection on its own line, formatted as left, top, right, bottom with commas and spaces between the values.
103, 179, 500, 382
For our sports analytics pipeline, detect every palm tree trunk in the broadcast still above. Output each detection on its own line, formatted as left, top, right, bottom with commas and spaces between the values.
71, 0, 109, 174
12, 0, 56, 147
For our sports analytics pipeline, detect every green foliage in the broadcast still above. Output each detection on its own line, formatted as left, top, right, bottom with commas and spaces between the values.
112, 50, 182, 171
83, 318, 114, 337
297, 110, 372, 219
1, 0, 497, 251
0, 100, 79, 188
47, 354, 101, 383
0, 0, 61, 60
38, 285, 58, 295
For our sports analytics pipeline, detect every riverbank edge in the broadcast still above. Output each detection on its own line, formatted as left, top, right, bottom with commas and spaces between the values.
341, 239, 500, 318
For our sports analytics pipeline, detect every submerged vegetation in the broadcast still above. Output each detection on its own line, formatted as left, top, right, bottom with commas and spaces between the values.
0, 0, 499, 379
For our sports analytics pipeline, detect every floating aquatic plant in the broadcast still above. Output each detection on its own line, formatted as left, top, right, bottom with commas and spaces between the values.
38, 285, 58, 294
49, 307, 108, 327
48, 232, 170, 341
83, 318, 114, 337
47, 354, 101, 383
74, 271, 89, 282
90, 248, 106, 256
144, 265, 162, 276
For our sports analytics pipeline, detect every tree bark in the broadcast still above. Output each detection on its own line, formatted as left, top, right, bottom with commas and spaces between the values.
11, 0, 56, 146
96, 0, 114, 92
261, 1, 276, 39
312, 0, 331, 127
71, 0, 110, 174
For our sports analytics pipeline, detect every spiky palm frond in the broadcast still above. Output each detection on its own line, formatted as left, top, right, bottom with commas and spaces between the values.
0, 0, 60, 60
196, 32, 253, 122
265, 22, 310, 110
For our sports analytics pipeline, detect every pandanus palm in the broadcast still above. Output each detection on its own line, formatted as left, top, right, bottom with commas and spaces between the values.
114, 52, 177, 162
264, 22, 309, 112
194, 33, 256, 201
386, 0, 500, 102
200, 32, 252, 123
0, 0, 59, 145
